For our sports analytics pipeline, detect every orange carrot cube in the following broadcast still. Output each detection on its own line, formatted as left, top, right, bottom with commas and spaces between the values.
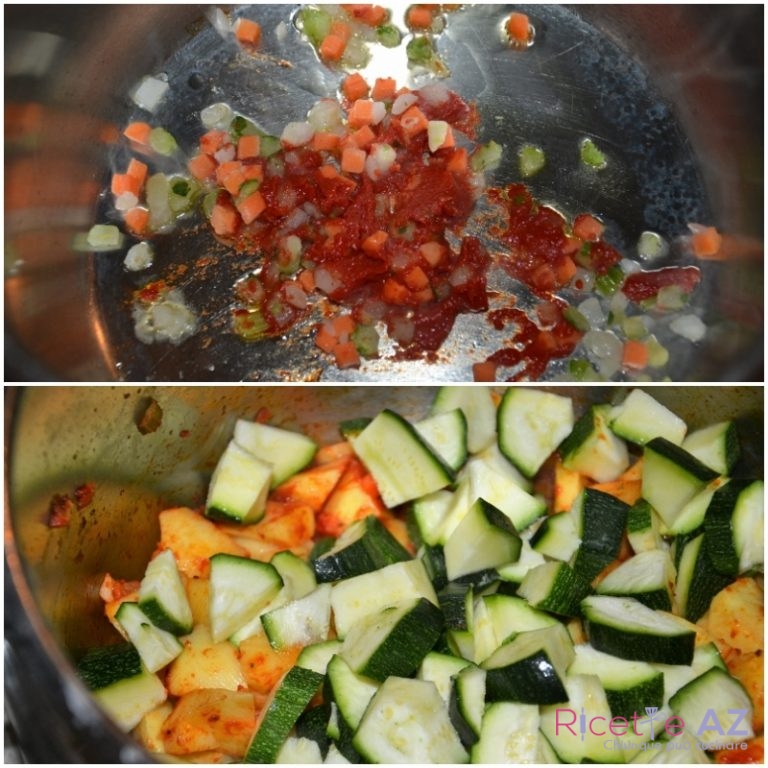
341, 146, 367, 174
123, 207, 150, 236
123, 121, 152, 145
347, 99, 375, 129
371, 77, 397, 101
506, 12, 530, 44
333, 340, 361, 369
199, 129, 230, 156
312, 131, 341, 151
236, 189, 267, 225
399, 105, 428, 137
472, 361, 497, 382
237, 134, 261, 159
210, 202, 239, 236
362, 230, 389, 254
315, 322, 338, 354
446, 147, 468, 173
188, 153, 217, 181
341, 72, 369, 102
111, 172, 141, 198
407, 5, 435, 30
403, 265, 430, 291
235, 17, 262, 46
350, 125, 376, 149
319, 33, 347, 62
382, 277, 410, 304
622, 340, 649, 370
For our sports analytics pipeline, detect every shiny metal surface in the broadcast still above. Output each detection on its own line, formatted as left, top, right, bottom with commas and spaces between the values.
4, 385, 764, 760
4, 5, 763, 381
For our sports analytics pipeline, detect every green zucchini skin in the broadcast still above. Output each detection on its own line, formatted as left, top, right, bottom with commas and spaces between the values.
244, 667, 324, 763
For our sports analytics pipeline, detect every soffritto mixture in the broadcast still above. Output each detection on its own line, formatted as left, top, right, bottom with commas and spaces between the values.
85, 5, 726, 381
78, 386, 763, 763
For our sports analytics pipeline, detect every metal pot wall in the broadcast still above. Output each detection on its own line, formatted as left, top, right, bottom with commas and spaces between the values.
4, 385, 764, 761
4, 5, 763, 382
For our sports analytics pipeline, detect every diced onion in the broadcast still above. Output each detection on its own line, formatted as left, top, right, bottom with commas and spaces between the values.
86, 224, 124, 251
427, 120, 450, 153
124, 242, 154, 272
114, 191, 139, 212
131, 75, 169, 113
582, 329, 622, 377
214, 145, 236, 164
670, 314, 707, 342
281, 121, 315, 148
284, 282, 308, 309
392, 92, 418, 115
577, 297, 605, 326
201, 102, 234, 130
449, 265, 471, 286
307, 99, 344, 132
206, 7, 232, 39
637, 230, 668, 261
418, 82, 449, 105
371, 101, 387, 125
314, 267, 341, 295
391, 316, 415, 344
365, 143, 396, 180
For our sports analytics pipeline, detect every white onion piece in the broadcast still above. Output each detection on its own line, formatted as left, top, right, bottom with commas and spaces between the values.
214, 145, 236, 164
391, 316, 415, 344
392, 92, 418, 115
124, 242, 154, 272
670, 314, 707, 342
201, 102, 234, 130
418, 82, 449, 105
365, 143, 396, 180
114, 191, 138, 212
449, 265, 471, 287
308, 99, 344, 132
284, 282, 308, 309
571, 267, 594, 292
619, 258, 642, 275
371, 101, 387, 125
391, 251, 413, 271
131, 75, 169, 113
314, 267, 341, 295
281, 121, 315, 148
206, 7, 232, 39
281, 207, 310, 233
583, 329, 622, 377
275, 20, 288, 43
577, 297, 605, 327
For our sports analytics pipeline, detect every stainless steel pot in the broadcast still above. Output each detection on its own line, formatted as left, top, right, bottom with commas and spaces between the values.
4, 385, 764, 761
4, 5, 763, 382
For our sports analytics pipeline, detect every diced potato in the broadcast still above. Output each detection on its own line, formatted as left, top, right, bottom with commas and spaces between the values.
704, 577, 764, 655
313, 441, 355, 465
159, 507, 247, 578
100, 573, 140, 639
254, 503, 315, 551
133, 701, 173, 754
723, 650, 764, 733
271, 456, 350, 511
166, 624, 247, 696
238, 631, 303, 695
316, 459, 386, 537
588, 458, 643, 506
162, 688, 258, 758
552, 460, 586, 514
184, 576, 211, 628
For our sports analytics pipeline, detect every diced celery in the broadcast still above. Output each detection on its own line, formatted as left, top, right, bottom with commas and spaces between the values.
299, 8, 332, 46
470, 141, 503, 172
518, 144, 546, 178
149, 127, 178, 156
406, 36, 434, 64
580, 137, 607, 169
84, 224, 124, 251
352, 324, 380, 358
595, 266, 624, 296
563, 306, 590, 332
376, 24, 401, 48
233, 308, 269, 341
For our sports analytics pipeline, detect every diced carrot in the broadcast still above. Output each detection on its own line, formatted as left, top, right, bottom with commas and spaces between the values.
690, 225, 723, 259
446, 146, 468, 173
411, 287, 434, 304
187, 153, 217, 181
573, 213, 604, 242
217, 161, 248, 196
555, 254, 578, 285
315, 321, 339, 354
242, 163, 264, 182
403, 265, 430, 291
319, 33, 347, 62
332, 314, 357, 340
298, 268, 316, 293
210, 202, 239, 236
347, 99, 375, 128
330, 19, 352, 43
506, 11, 530, 44
350, 125, 376, 149
371, 77, 397, 101
622, 339, 649, 370
399, 105, 428, 137
341, 72, 369, 102
342, 4, 388, 26
234, 17, 262, 46
237, 134, 261, 160
419, 240, 446, 266
236, 189, 266, 225
362, 230, 388, 254
333, 340, 361, 369
123, 121, 152, 145
111, 172, 141, 198
126, 158, 148, 185
382, 277, 411, 304
123, 207, 150, 236
472, 361, 497, 382
429, 122, 455, 151
312, 131, 341, 151
199, 129, 230, 156
318, 164, 340, 180
341, 146, 367, 174
407, 5, 436, 30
